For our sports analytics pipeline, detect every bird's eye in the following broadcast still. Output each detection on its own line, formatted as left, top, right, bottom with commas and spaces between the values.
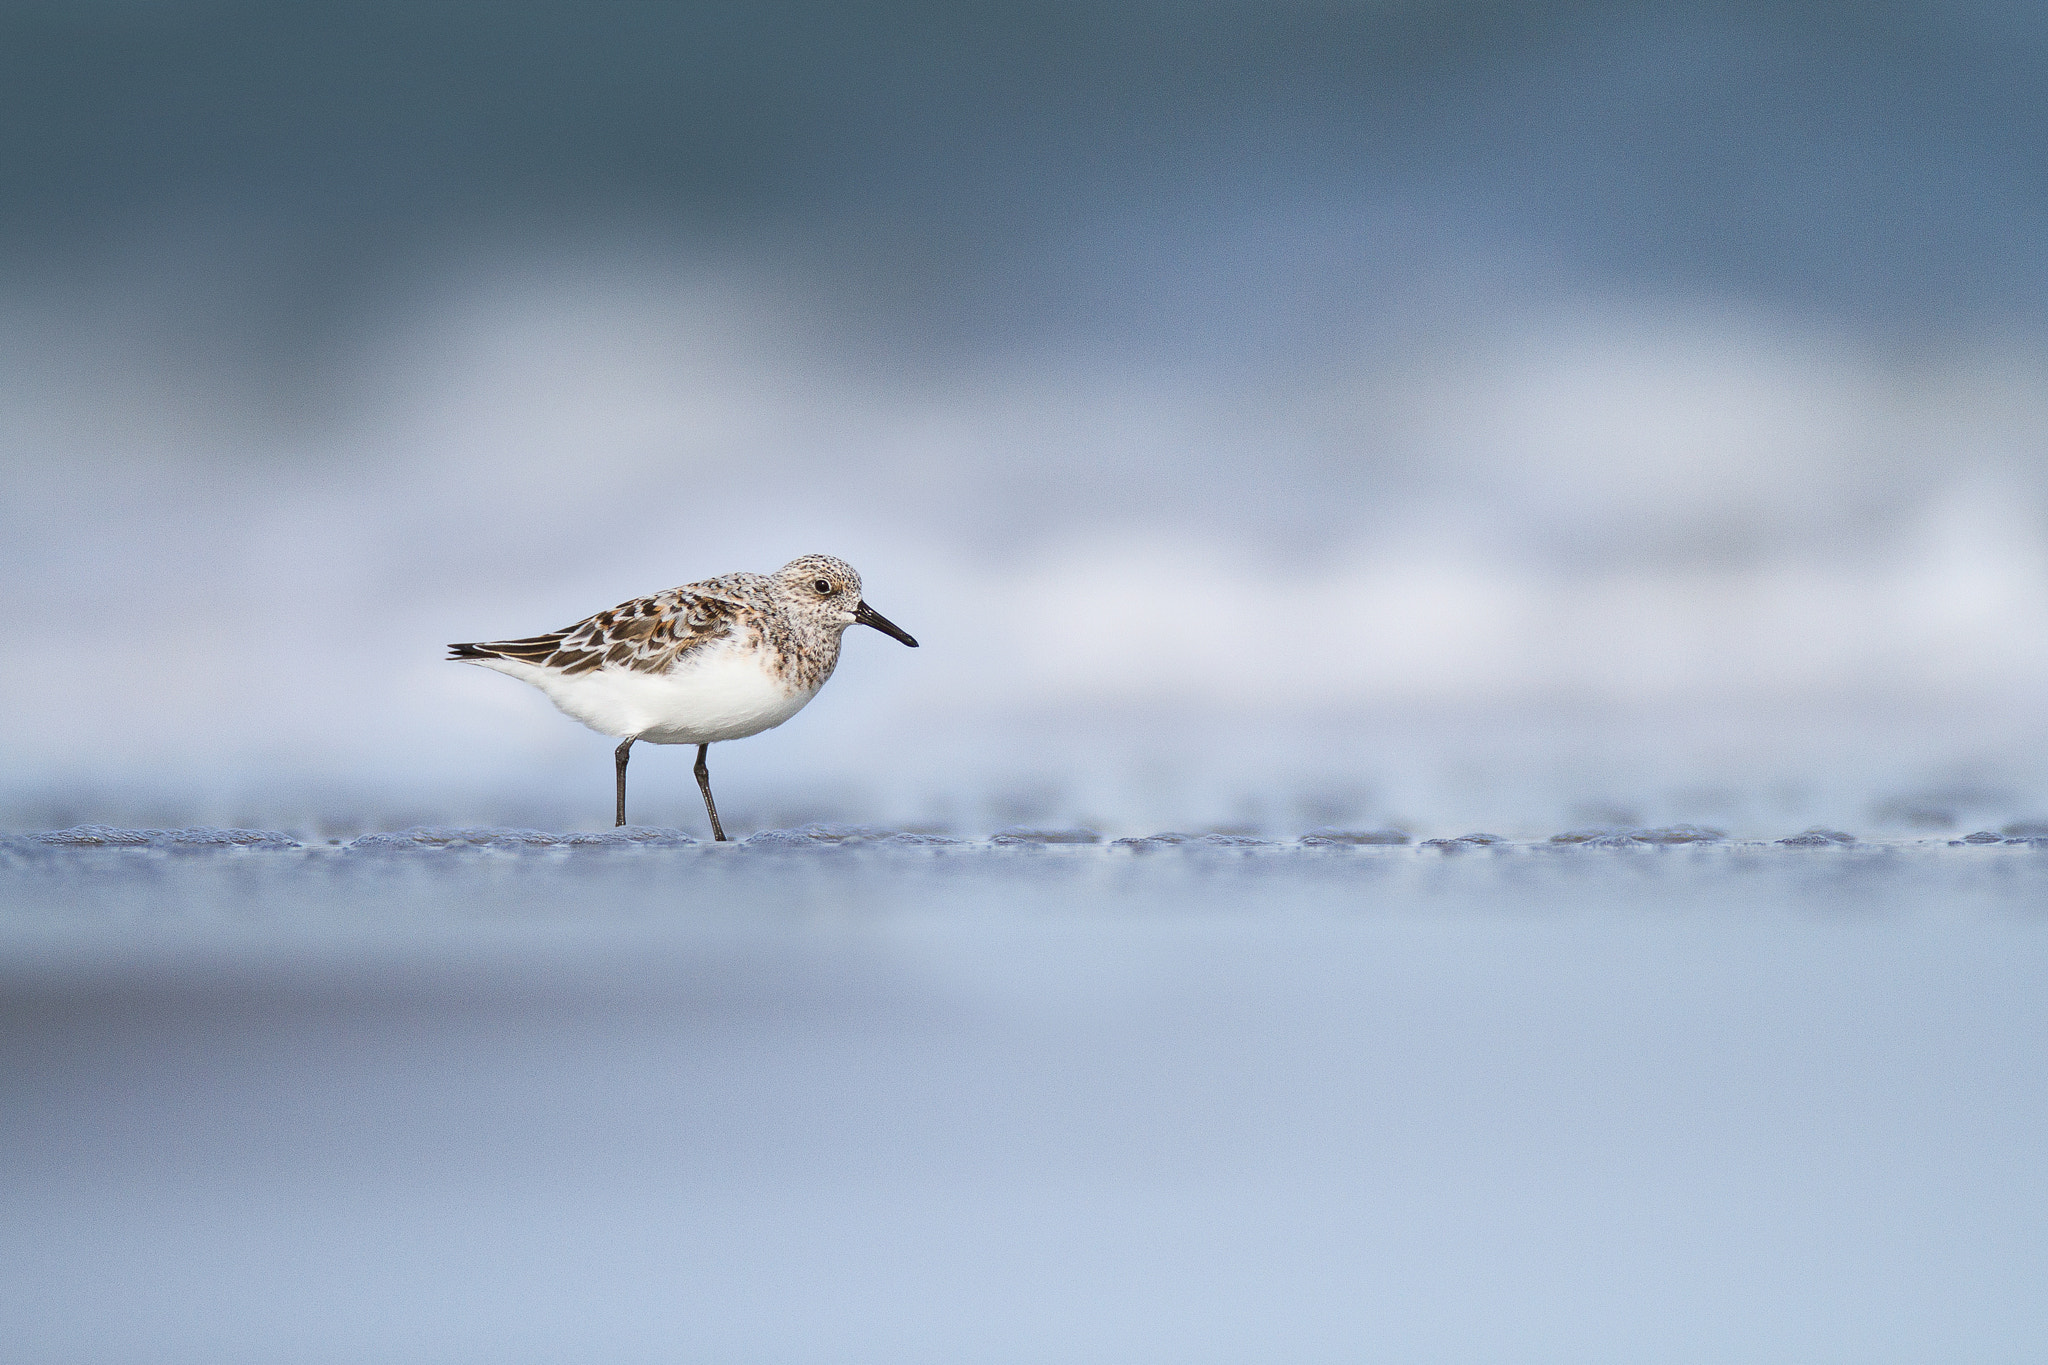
813, 579, 833, 595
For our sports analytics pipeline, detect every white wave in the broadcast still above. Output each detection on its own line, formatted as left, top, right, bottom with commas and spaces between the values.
3, 258, 2047, 806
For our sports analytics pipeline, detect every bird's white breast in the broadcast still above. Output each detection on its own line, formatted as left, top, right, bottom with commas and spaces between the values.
473, 637, 820, 745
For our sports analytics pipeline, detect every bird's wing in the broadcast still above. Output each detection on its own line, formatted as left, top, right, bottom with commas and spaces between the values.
448, 586, 745, 675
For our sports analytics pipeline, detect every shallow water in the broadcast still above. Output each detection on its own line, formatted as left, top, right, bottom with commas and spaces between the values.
3, 831, 2046, 1363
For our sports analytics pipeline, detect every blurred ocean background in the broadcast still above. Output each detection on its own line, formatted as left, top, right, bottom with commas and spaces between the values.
5, 3, 2048, 1361
5, 0, 2048, 836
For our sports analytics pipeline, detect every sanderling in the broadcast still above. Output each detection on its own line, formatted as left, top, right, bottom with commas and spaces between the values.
449, 554, 917, 840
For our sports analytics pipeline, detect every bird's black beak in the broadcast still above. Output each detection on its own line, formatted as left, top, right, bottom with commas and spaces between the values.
854, 600, 918, 647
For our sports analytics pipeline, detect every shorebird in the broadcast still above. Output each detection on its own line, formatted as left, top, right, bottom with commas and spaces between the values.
449, 555, 917, 839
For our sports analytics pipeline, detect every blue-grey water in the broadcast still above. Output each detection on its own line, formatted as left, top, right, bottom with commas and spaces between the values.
5, 831, 2045, 1363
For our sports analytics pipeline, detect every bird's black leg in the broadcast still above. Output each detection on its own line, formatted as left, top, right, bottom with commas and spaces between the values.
614, 738, 634, 827
694, 743, 727, 842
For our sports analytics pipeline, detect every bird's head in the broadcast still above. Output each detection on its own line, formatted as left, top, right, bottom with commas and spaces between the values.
775, 555, 918, 647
